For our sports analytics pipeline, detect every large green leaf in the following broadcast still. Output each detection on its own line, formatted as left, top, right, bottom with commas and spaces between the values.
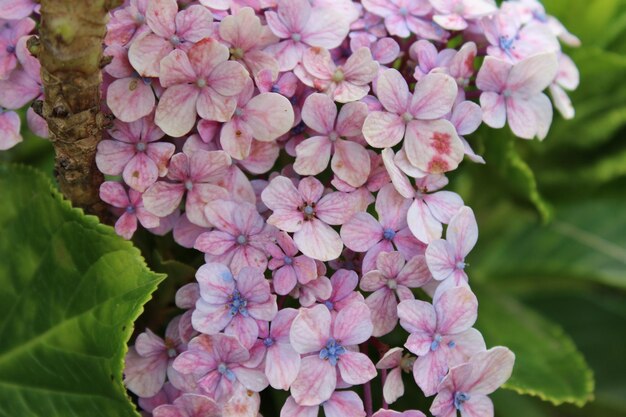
475, 286, 594, 407
0, 164, 165, 417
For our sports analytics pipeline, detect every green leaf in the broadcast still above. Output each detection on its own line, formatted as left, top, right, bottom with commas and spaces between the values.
474, 286, 594, 407
473, 197, 626, 290
0, 164, 165, 417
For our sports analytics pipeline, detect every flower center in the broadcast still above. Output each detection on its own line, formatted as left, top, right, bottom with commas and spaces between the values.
234, 107, 244, 117
399, 6, 409, 16
135, 142, 146, 152
383, 228, 396, 241
448, 340, 456, 348
125, 205, 136, 214
454, 392, 471, 410
430, 334, 443, 351
387, 279, 397, 290
324, 300, 334, 310
402, 112, 413, 123
263, 337, 274, 347
291, 33, 302, 42
229, 289, 249, 317
319, 338, 346, 366
6, 45, 15, 53
170, 35, 182, 46
218, 363, 237, 381
498, 35, 515, 53
502, 89, 512, 98
331, 68, 345, 83
134, 13, 145, 24
283, 256, 293, 265
184, 180, 194, 191
196, 78, 207, 88
236, 234, 248, 245
301, 203, 315, 219
230, 47, 245, 60
328, 131, 339, 142
456, 260, 466, 270
271, 84, 281, 93
164, 337, 177, 358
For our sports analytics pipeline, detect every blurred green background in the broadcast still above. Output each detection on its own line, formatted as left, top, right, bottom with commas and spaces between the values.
1, 1, 625, 416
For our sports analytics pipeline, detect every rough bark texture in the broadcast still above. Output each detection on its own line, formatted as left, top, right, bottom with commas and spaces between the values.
31, 0, 121, 219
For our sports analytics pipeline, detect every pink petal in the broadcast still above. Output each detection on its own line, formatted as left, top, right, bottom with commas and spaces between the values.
155, 84, 199, 137
413, 348, 448, 397
196, 262, 236, 304
99, 181, 130, 208
196, 88, 238, 123
375, 68, 410, 114
230, 365, 269, 393
435, 286, 478, 335
451, 101, 482, 136
208, 60, 250, 97
195, 230, 235, 256
365, 288, 398, 337
323, 391, 366, 417
291, 356, 336, 406
332, 140, 371, 188
407, 199, 442, 244
461, 395, 494, 417
343, 47, 379, 85
508, 53, 558, 95
123, 153, 159, 192
382, 148, 415, 199
96, 140, 135, 175
245, 92, 295, 141
363, 111, 405, 148
507, 93, 553, 140
423, 191, 464, 224
0, 112, 22, 150
475, 57, 511, 93
276, 0, 311, 33
115, 212, 138, 239
383, 366, 405, 404
124, 347, 168, 397
376, 182, 411, 230
397, 254, 431, 288
336, 101, 368, 137
315, 191, 359, 225
425, 239, 456, 281
337, 351, 377, 384
301, 92, 337, 134
301, 7, 350, 49
332, 301, 373, 344
262, 176, 303, 210
480, 92, 506, 129
340, 212, 383, 252
464, 347, 515, 395
107, 78, 156, 123
447, 206, 478, 259
294, 136, 332, 176
298, 176, 324, 204
289, 304, 331, 353
159, 49, 197, 87
397, 299, 437, 339
266, 342, 301, 390
410, 73, 458, 120
279, 396, 318, 417
404, 119, 464, 174
129, 33, 173, 77
175, 5, 213, 42
146, 0, 177, 37
225, 314, 259, 349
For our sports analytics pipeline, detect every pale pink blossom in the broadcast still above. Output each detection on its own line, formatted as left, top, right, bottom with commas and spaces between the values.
449, 101, 485, 164
194, 200, 273, 275
250, 308, 301, 390
0, 17, 34, 79
0, 0, 36, 20
316, 269, 364, 314
363, 69, 463, 174
138, 383, 181, 414
549, 53, 579, 120
430, 0, 497, 31
293, 93, 371, 187
361, 0, 445, 40
255, 68, 298, 97
341, 183, 425, 272
219, 78, 294, 160
477, 52, 558, 140
361, 252, 431, 336
124, 317, 185, 397
191, 263, 277, 349
294, 275, 333, 307
142, 150, 231, 227
398, 286, 486, 396
512, 0, 580, 47
128, 0, 213, 77
261, 176, 358, 261
350, 35, 400, 65
173, 333, 269, 402
155, 38, 250, 137
0, 109, 21, 150
410, 40, 455, 82
264, 0, 350, 71
267, 231, 317, 296
153, 393, 220, 417
100, 181, 160, 239
96, 115, 174, 192
219, 6, 280, 77
105, 0, 150, 46
289, 303, 376, 405
430, 347, 515, 417
375, 347, 415, 404
173, 213, 210, 249
296, 46, 378, 103
281, 391, 366, 417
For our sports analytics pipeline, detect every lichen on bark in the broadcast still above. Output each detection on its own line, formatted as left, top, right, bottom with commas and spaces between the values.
31, 0, 122, 219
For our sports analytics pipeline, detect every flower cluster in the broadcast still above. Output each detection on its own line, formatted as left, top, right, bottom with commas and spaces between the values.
1, 0, 580, 415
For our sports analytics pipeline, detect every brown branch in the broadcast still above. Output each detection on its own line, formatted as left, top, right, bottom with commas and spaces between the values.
30, 0, 122, 220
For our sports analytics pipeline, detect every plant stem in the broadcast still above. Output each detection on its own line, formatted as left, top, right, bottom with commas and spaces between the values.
381, 368, 388, 409
361, 341, 374, 416
31, 0, 122, 219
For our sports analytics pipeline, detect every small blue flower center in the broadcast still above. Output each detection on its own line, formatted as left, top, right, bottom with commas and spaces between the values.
229, 290, 249, 317
263, 337, 274, 347
184, 180, 194, 191
217, 363, 236, 381
454, 392, 470, 410
532, 10, 548, 23
196, 78, 207, 88
398, 7, 409, 16
135, 142, 146, 152
387, 279, 397, 290
383, 228, 396, 240
236, 234, 247, 245
135, 13, 145, 24
170, 35, 182, 46
271, 84, 281, 93
319, 338, 346, 366
283, 256, 293, 265
142, 77, 152, 85
324, 300, 334, 310
125, 205, 136, 214
498, 36, 515, 55
6, 45, 15, 53
456, 260, 466, 270
234, 107, 244, 117
431, 334, 443, 351
448, 340, 456, 348
303, 205, 314, 215
291, 121, 306, 135
291, 33, 302, 42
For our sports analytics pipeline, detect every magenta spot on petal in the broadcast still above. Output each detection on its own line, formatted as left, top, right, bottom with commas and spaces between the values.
431, 132, 452, 155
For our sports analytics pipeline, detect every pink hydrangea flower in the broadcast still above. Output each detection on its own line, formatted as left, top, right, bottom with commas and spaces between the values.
219, 78, 294, 160
293, 93, 371, 187
289, 303, 376, 405
173, 333, 269, 402
316, 269, 364, 314
341, 183, 425, 272
430, 0, 497, 31
549, 53, 579, 120
191, 263, 277, 349
363, 69, 463, 174
0, 109, 21, 150
430, 347, 515, 417
361, 252, 431, 336
100, 181, 160, 239
142, 149, 231, 227
219, 6, 280, 77
124, 317, 185, 397
425, 206, 478, 289
373, 410, 426, 417
104, 45, 156, 123
153, 393, 220, 417
155, 38, 250, 137
361, 0, 443, 40
281, 391, 366, 417
264, 0, 350, 71
294, 274, 333, 308
255, 68, 298, 97
397, 286, 486, 396
410, 40, 455, 82
261, 176, 358, 261
128, 0, 213, 77
267, 231, 317, 296
449, 101, 485, 164
0, 17, 34, 79
105, 0, 150, 47
350, 35, 400, 65
138, 382, 181, 414
296, 46, 378, 103
0, 0, 36, 20
0, 35, 41, 109
96, 115, 174, 192
250, 308, 301, 390
476, 52, 558, 140
194, 200, 273, 275
375, 347, 415, 404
